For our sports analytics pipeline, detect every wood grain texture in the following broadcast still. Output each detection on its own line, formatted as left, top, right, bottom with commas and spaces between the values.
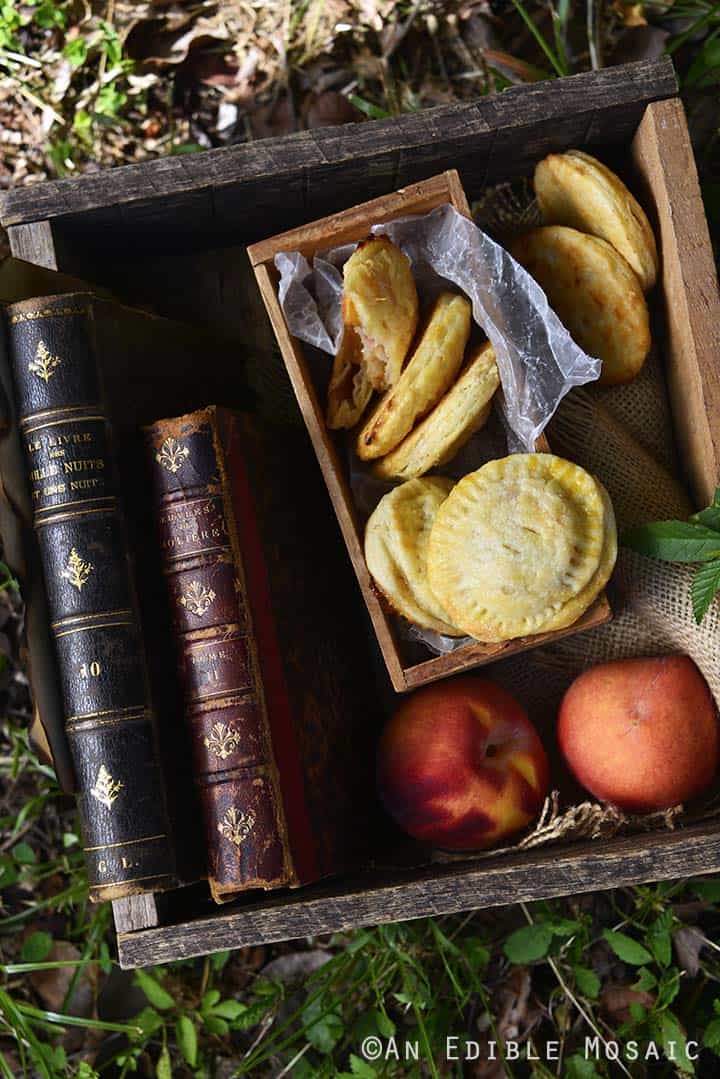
0, 60, 676, 239
7, 221, 57, 269
631, 99, 720, 507
250, 171, 611, 691
113, 894, 159, 933
117, 820, 720, 967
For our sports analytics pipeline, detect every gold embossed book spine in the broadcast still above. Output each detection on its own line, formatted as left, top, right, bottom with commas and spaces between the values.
144, 407, 317, 901
4, 293, 176, 901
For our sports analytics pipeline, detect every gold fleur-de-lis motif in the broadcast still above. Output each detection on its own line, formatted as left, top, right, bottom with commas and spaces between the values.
28, 340, 61, 384
204, 721, 242, 761
156, 437, 190, 474
217, 807, 255, 847
90, 764, 123, 809
60, 547, 94, 592
180, 580, 216, 617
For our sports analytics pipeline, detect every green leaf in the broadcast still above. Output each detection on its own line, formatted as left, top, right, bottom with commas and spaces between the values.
573, 965, 601, 999
464, 936, 491, 971
704, 1015, 720, 1054
691, 560, 720, 622
210, 950, 231, 970
564, 1053, 601, 1078
629, 1001, 648, 1021
134, 970, 175, 1011
21, 931, 53, 963
376, 1009, 395, 1039
622, 520, 720, 563
692, 877, 720, 901
12, 842, 36, 864
201, 989, 220, 1011
632, 966, 657, 991
658, 1011, 695, 1074
504, 923, 553, 963
155, 1046, 172, 1079
210, 999, 244, 1020
302, 999, 344, 1054
176, 1015, 197, 1067
602, 929, 653, 965
203, 1015, 228, 1037
648, 911, 674, 967
350, 1056, 377, 1078
63, 37, 87, 68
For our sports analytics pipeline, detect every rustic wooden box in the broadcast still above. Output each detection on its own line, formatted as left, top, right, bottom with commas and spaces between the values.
247, 170, 611, 692
4, 58, 720, 970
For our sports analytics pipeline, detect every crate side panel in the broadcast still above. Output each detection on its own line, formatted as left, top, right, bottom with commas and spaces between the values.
117, 821, 720, 967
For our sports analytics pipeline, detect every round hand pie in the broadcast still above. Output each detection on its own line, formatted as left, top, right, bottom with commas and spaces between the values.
364, 476, 462, 636
427, 453, 611, 642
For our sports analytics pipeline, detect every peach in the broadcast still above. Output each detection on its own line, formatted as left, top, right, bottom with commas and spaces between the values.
377, 675, 549, 850
558, 655, 719, 812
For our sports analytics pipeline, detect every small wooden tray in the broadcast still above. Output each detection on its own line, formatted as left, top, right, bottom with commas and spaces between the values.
247, 170, 611, 692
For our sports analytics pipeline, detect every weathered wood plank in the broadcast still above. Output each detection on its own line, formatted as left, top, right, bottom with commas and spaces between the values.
631, 98, 720, 507
0, 60, 676, 232
113, 895, 160, 934
7, 221, 57, 269
117, 821, 720, 968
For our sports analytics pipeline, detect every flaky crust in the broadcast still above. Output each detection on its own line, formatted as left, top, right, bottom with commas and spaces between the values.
364, 476, 462, 635
326, 324, 374, 430
342, 235, 419, 392
373, 342, 499, 481
356, 291, 471, 461
534, 149, 658, 292
511, 226, 651, 386
427, 453, 607, 642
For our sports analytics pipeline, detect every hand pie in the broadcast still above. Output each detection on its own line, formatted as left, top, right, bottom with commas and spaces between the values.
364, 477, 462, 636
326, 324, 374, 430
342, 235, 419, 392
427, 453, 610, 642
373, 342, 500, 481
356, 291, 471, 461
511, 226, 650, 386
534, 149, 658, 291
533, 481, 616, 633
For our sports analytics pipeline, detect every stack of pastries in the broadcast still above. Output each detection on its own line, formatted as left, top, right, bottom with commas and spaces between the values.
324, 150, 658, 645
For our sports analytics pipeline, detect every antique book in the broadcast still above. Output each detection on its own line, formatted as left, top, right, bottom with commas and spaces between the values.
143, 407, 320, 901
3, 292, 177, 901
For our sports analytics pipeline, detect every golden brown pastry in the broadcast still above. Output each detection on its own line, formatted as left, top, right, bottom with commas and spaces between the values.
534, 150, 658, 291
427, 453, 610, 642
364, 477, 462, 635
511, 226, 651, 385
373, 342, 500, 480
342, 235, 419, 392
356, 291, 471, 461
326, 324, 374, 430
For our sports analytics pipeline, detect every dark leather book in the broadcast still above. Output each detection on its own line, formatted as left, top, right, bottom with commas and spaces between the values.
3, 292, 177, 901
144, 407, 318, 901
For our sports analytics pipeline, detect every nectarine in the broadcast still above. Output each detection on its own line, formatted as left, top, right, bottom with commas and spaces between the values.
377, 676, 549, 849
558, 655, 719, 812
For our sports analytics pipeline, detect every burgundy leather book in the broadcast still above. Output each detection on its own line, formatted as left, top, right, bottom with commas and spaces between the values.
144, 406, 318, 901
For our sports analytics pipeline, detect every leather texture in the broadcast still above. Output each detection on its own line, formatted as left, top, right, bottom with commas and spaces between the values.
145, 406, 317, 901
6, 292, 176, 901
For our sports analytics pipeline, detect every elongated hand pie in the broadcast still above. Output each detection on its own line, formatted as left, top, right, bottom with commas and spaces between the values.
342, 235, 419, 392
373, 342, 500, 480
364, 477, 462, 636
534, 150, 658, 292
511, 225, 651, 386
356, 291, 471, 461
427, 453, 614, 642
326, 323, 374, 430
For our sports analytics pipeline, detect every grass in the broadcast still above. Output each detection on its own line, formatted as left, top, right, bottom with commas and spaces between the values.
2, 1, 720, 1076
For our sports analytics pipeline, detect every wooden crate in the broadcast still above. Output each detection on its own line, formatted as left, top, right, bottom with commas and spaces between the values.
247, 169, 611, 692
4, 58, 720, 970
